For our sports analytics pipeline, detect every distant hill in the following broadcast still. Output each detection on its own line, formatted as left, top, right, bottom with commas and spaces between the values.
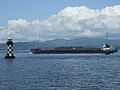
36, 37, 120, 49
0, 38, 120, 50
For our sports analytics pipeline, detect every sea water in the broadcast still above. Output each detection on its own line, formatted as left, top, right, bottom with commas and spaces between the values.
0, 50, 120, 90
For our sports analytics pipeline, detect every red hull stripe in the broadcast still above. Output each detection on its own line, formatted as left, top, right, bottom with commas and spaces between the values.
31, 48, 102, 53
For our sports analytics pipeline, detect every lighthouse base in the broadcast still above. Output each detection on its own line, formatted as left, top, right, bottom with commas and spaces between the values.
5, 55, 15, 59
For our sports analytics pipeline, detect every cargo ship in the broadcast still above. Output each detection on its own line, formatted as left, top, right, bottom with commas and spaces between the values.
31, 44, 118, 55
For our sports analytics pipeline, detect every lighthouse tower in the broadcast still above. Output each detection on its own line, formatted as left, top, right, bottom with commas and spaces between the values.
5, 34, 15, 59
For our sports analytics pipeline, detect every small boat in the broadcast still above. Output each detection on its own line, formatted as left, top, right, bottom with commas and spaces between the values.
31, 44, 118, 55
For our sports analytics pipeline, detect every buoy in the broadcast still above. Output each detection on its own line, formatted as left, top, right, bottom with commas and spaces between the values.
5, 37, 15, 59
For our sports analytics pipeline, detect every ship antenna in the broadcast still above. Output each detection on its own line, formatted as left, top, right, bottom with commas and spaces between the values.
105, 33, 108, 44
31, 25, 39, 48
103, 22, 108, 45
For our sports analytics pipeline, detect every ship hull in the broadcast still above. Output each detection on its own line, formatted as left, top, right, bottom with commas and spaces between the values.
31, 48, 117, 54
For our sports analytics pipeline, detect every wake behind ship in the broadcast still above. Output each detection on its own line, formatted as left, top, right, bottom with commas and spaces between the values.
31, 44, 118, 55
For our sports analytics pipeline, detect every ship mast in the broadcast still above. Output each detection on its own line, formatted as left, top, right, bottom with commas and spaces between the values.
31, 25, 39, 48
103, 22, 109, 45
105, 33, 108, 44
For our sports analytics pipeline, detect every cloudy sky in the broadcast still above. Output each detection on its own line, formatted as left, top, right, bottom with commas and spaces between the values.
0, 0, 120, 42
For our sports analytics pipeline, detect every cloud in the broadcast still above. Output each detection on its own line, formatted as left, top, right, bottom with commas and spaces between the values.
8, 19, 30, 29
0, 5, 120, 42
0, 26, 5, 30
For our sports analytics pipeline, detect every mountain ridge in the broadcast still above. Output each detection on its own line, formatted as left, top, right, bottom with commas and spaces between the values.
0, 38, 120, 50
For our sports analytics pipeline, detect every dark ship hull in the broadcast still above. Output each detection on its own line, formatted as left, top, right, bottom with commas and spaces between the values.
31, 47, 118, 55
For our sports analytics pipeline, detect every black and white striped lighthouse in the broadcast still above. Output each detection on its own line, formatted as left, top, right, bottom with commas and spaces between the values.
5, 36, 15, 59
